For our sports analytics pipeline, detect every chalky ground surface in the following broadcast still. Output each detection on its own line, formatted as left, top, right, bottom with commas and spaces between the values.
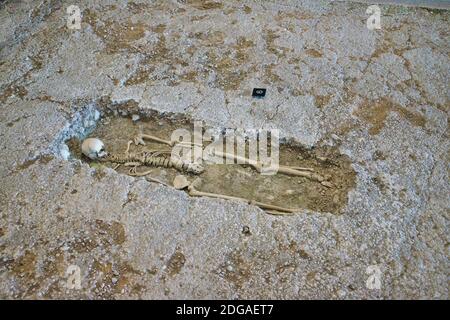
0, 0, 448, 299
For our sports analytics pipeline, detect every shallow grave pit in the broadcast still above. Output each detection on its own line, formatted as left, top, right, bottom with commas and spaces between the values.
68, 112, 356, 214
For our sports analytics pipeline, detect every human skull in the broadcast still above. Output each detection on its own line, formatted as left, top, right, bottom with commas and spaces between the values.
81, 138, 107, 160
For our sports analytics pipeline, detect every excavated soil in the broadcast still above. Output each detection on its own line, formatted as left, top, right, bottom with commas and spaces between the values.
68, 112, 356, 214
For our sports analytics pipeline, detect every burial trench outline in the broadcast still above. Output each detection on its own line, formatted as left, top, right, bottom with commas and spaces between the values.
59, 103, 356, 215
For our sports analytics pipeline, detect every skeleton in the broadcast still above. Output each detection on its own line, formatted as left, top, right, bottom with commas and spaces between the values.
210, 150, 327, 182
185, 177, 299, 215
134, 133, 330, 183
89, 131, 333, 215
134, 133, 204, 148
102, 150, 204, 174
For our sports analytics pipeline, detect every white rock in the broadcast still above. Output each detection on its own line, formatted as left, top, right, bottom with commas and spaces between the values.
60, 144, 70, 160
331, 134, 341, 141
94, 110, 101, 121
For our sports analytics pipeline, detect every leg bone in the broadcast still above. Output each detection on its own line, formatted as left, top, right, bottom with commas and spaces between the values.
187, 185, 298, 214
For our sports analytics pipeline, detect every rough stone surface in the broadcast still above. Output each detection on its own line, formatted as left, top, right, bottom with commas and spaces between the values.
0, 0, 448, 299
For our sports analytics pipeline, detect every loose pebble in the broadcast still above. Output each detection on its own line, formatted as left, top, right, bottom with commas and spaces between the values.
321, 181, 333, 188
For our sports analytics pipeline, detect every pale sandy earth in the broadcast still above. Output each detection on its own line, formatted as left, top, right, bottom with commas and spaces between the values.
0, 0, 448, 299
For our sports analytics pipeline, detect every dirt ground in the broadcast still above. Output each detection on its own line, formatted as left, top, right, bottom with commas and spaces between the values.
0, 0, 448, 299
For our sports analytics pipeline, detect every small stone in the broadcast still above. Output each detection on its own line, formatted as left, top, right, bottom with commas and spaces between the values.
331, 134, 341, 141
94, 110, 101, 121
173, 175, 190, 190
131, 114, 140, 122
60, 144, 70, 160
226, 265, 234, 272
285, 189, 295, 195
337, 289, 346, 298
321, 181, 333, 188
333, 194, 340, 204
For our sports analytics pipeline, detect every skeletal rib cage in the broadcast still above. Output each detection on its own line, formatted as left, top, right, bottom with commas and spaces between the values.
102, 151, 204, 174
